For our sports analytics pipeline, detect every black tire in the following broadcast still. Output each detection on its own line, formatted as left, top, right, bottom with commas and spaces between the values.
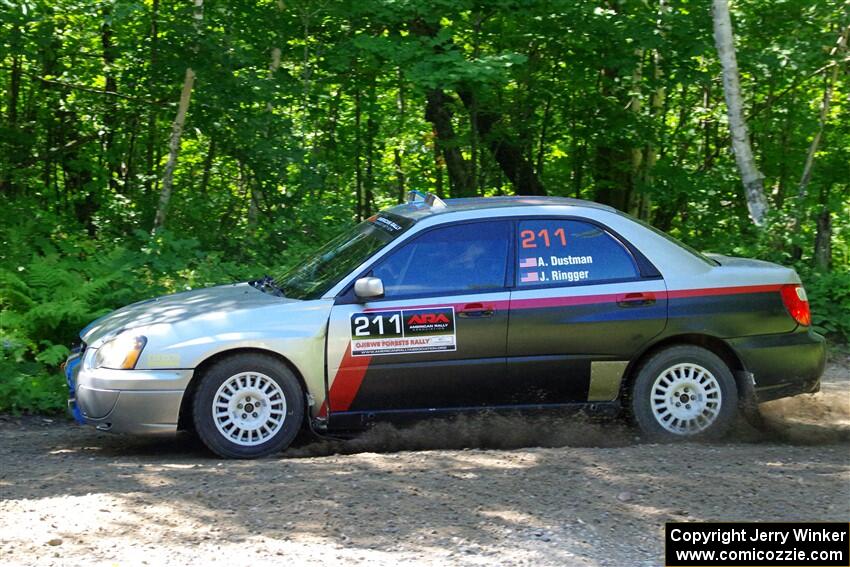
192, 353, 304, 459
630, 345, 738, 441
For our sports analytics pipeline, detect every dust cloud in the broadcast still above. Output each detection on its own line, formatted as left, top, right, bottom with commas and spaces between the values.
285, 413, 637, 457
286, 388, 849, 458
284, 357, 849, 457
738, 388, 850, 445
733, 355, 850, 444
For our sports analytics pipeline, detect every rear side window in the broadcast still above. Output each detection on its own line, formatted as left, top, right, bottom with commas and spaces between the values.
516, 219, 638, 287
373, 221, 510, 298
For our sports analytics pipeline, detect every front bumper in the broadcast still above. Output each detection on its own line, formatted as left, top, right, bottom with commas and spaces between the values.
729, 328, 826, 402
66, 349, 192, 434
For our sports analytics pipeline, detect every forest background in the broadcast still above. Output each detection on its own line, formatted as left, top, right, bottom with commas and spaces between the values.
1, 0, 848, 412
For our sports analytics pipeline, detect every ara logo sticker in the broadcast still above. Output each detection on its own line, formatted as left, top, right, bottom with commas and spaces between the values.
350, 307, 456, 356
407, 313, 450, 325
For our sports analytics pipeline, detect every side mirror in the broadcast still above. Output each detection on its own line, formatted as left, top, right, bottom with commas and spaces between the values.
354, 277, 384, 300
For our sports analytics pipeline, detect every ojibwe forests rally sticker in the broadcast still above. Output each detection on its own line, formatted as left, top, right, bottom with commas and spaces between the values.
350, 307, 456, 356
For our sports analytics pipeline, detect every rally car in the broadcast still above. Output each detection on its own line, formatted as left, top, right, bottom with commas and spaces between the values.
65, 193, 825, 458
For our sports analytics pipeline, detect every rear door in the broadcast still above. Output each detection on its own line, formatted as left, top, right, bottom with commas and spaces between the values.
507, 217, 667, 404
325, 219, 513, 424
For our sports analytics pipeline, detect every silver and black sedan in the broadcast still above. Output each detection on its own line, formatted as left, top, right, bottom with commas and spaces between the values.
65, 193, 825, 458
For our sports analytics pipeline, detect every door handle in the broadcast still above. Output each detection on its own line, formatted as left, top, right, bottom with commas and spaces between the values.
458, 302, 495, 318
616, 292, 656, 307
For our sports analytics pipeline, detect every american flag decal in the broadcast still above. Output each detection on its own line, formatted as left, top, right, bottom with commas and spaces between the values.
519, 257, 537, 268
521, 272, 539, 283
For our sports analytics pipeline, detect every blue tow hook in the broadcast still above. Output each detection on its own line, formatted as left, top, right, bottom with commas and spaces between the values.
64, 357, 85, 424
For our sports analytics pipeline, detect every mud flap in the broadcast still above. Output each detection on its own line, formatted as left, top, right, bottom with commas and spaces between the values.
736, 370, 766, 430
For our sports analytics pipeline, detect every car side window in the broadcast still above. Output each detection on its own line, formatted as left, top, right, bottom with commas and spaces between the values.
516, 219, 638, 287
372, 221, 510, 298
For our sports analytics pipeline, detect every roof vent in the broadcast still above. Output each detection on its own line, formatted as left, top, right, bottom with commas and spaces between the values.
406, 190, 447, 209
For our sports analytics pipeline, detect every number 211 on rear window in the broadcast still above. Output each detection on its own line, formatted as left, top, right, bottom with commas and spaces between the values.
520, 227, 567, 249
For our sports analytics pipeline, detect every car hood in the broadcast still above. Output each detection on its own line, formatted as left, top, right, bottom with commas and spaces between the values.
80, 283, 296, 346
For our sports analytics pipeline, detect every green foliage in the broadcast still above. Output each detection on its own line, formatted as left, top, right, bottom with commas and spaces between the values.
0, 0, 848, 412
0, 356, 68, 414
0, 207, 352, 414
804, 270, 850, 342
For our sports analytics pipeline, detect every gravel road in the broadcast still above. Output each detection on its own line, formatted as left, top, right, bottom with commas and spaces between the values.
1, 356, 848, 566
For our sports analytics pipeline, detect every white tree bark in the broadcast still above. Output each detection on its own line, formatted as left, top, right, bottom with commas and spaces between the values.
153, 67, 195, 231
711, 0, 769, 226
153, 0, 203, 231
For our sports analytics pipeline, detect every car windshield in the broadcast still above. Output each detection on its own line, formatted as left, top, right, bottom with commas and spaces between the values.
273, 213, 414, 300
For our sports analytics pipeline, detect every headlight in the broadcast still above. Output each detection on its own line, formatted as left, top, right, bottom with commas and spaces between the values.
95, 334, 147, 369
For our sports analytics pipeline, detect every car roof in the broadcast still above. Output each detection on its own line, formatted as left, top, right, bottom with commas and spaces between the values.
384, 195, 618, 221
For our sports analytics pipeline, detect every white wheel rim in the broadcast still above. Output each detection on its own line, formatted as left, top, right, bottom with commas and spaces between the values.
650, 363, 722, 435
213, 372, 287, 446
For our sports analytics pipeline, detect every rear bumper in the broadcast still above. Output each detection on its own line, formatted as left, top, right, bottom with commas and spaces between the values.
66, 350, 191, 434
728, 328, 826, 402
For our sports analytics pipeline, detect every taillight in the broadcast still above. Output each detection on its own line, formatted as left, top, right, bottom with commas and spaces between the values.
780, 284, 811, 326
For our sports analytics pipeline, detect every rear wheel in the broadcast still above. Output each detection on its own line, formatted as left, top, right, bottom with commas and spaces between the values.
631, 345, 738, 441
192, 354, 304, 458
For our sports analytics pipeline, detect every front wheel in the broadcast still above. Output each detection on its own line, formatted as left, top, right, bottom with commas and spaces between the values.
631, 345, 738, 441
192, 354, 304, 458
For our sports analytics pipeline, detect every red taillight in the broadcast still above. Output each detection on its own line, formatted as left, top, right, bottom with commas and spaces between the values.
780, 284, 811, 326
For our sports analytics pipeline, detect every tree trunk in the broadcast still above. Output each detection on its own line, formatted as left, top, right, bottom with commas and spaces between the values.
123, 116, 139, 193
101, 4, 120, 194
1, 51, 22, 195
354, 87, 363, 220
711, 0, 769, 226
320, 87, 343, 197
571, 135, 586, 199
152, 0, 202, 231
364, 75, 376, 216
247, 168, 261, 228
433, 129, 445, 198
774, 93, 795, 208
394, 68, 406, 203
789, 25, 848, 260
144, 0, 160, 196
701, 85, 712, 169
814, 206, 832, 271
456, 88, 546, 196
535, 95, 553, 181
593, 144, 631, 210
424, 90, 474, 197
152, 67, 196, 231
200, 136, 216, 194
7, 54, 21, 126
409, 17, 543, 197
796, 26, 847, 201
639, 5, 667, 221
627, 49, 645, 215
592, 65, 632, 210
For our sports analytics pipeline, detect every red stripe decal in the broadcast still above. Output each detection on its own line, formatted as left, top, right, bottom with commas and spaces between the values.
665, 283, 783, 299
363, 284, 783, 313
326, 343, 372, 412
327, 283, 783, 413
510, 292, 622, 310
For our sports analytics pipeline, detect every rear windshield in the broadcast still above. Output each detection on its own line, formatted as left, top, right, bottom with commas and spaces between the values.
627, 215, 720, 266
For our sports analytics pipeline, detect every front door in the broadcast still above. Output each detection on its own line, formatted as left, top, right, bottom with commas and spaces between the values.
325, 220, 513, 424
506, 217, 668, 404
